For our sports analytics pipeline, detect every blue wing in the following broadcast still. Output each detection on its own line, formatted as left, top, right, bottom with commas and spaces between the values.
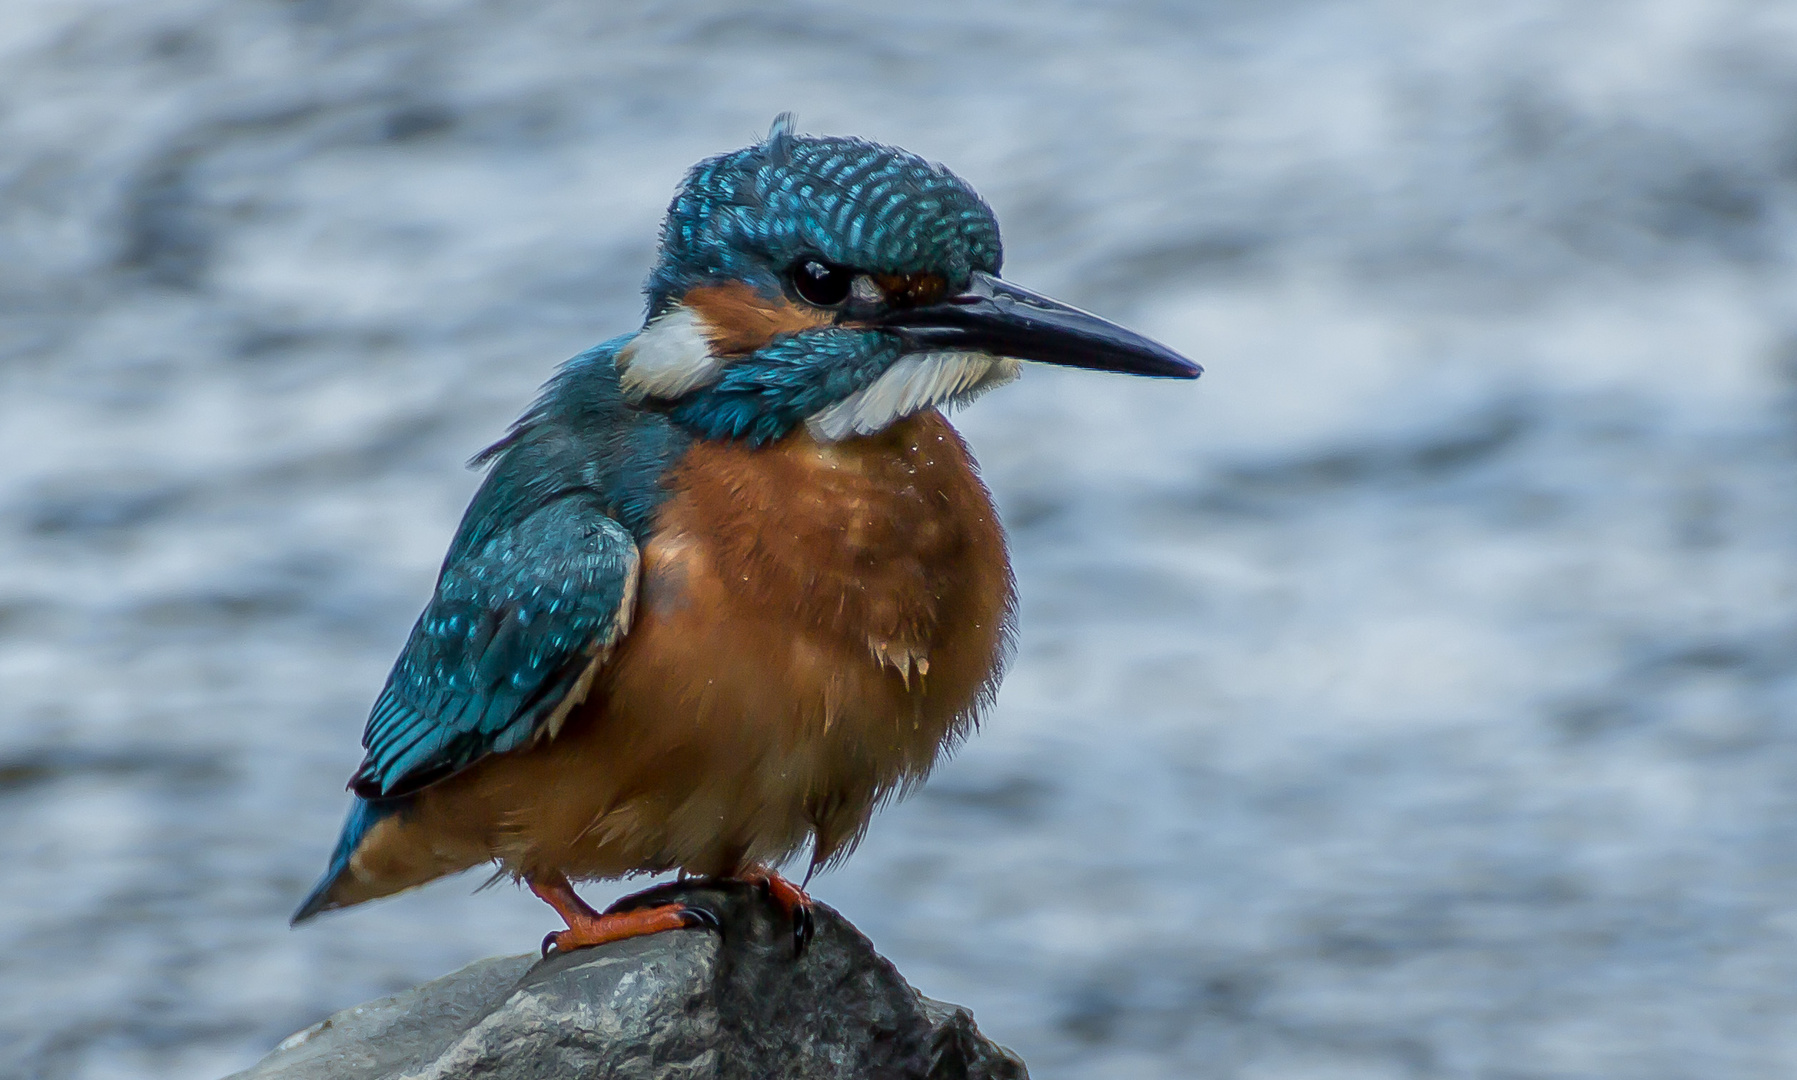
350, 495, 639, 798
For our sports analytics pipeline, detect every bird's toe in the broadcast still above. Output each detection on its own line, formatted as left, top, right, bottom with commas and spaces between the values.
543, 900, 713, 955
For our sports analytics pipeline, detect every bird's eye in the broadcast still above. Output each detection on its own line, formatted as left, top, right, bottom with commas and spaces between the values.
789, 258, 853, 307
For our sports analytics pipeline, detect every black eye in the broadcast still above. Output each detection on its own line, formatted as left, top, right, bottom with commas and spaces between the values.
789, 258, 853, 307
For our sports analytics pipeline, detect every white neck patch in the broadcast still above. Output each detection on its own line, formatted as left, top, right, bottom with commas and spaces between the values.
615, 305, 721, 401
806, 352, 1022, 441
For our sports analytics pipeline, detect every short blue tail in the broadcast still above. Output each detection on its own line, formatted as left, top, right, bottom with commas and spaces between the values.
291, 797, 404, 925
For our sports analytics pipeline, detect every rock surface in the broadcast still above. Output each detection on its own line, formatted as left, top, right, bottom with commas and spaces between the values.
226, 881, 1025, 1080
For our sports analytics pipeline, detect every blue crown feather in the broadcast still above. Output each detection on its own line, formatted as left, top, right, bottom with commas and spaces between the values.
647, 120, 1002, 314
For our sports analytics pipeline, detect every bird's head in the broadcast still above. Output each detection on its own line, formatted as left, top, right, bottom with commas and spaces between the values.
618, 116, 1200, 445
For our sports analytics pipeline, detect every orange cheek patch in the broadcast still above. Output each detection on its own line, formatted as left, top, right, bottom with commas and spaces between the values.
683, 281, 836, 356
871, 272, 947, 308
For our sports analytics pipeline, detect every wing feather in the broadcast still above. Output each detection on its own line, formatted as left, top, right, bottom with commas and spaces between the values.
351, 495, 639, 798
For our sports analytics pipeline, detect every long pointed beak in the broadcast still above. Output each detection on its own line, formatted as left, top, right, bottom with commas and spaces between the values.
875, 271, 1201, 379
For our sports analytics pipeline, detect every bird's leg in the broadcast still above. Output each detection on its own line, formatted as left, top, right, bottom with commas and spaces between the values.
737, 864, 815, 957
529, 871, 716, 957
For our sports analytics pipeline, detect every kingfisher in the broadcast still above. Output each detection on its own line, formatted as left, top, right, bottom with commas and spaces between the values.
293, 116, 1200, 957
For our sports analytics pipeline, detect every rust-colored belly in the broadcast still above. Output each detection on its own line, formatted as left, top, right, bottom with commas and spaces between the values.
394, 411, 1013, 885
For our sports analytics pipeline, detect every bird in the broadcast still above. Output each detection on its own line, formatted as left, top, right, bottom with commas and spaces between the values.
292, 115, 1201, 958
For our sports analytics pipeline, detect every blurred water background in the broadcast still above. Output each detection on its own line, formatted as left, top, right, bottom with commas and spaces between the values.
4, 2, 1797, 1077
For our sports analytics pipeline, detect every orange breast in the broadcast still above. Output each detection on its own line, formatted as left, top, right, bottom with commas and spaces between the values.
388, 410, 1014, 887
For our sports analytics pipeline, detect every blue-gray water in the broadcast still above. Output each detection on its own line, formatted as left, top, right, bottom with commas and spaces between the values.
5, 3, 1797, 1077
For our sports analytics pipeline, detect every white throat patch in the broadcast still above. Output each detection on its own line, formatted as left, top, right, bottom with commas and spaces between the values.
614, 305, 721, 401
806, 352, 1021, 441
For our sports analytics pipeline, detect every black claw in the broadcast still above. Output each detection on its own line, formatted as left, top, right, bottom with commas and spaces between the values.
793, 904, 815, 958
680, 904, 721, 932
541, 932, 561, 959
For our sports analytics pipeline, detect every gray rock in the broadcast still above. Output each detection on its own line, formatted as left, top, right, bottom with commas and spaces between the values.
227, 881, 1026, 1080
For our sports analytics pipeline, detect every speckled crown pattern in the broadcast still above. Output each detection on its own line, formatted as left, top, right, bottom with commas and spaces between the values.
646, 120, 1003, 314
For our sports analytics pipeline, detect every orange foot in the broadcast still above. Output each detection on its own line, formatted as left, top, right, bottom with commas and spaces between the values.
739, 864, 815, 957
529, 872, 717, 958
